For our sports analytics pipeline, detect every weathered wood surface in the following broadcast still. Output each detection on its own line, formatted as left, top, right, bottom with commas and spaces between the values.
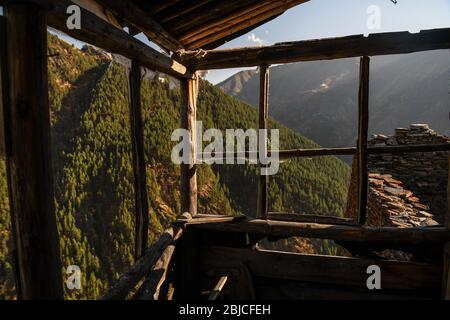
29, 0, 191, 79
0, 16, 6, 157
133, 239, 176, 300
202, 246, 442, 291
101, 227, 183, 300
182, 0, 308, 49
4, 3, 63, 299
128, 61, 149, 259
189, 218, 450, 244
200, 143, 450, 162
180, 76, 198, 216
177, 28, 450, 70
257, 65, 269, 219
444, 153, 450, 300
208, 275, 228, 300
268, 213, 356, 226
72, 0, 121, 28
357, 57, 370, 225
96, 0, 184, 52
173, 215, 246, 227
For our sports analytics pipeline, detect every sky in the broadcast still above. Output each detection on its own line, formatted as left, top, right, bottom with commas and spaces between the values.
204, 0, 450, 84
1, 0, 450, 84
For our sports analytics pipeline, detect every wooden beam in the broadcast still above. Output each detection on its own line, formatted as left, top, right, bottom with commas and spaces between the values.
101, 227, 182, 300
208, 275, 228, 300
0, 16, 6, 157
176, 28, 450, 70
180, 75, 198, 216
128, 61, 149, 259
140, 0, 183, 16
31, 0, 191, 78
257, 66, 269, 219
184, 0, 307, 50
357, 57, 370, 225
200, 143, 450, 162
95, 0, 184, 52
188, 218, 450, 244
133, 238, 176, 300
155, 0, 214, 24
268, 213, 356, 226
444, 141, 450, 299
177, 0, 305, 42
167, 0, 261, 35
4, 2, 63, 300
72, 0, 122, 28
202, 246, 442, 291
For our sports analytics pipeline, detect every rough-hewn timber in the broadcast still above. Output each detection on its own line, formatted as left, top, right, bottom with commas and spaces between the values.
128, 60, 149, 259
30, 0, 191, 78
176, 28, 450, 70
188, 218, 450, 244
357, 57, 370, 225
4, 3, 63, 300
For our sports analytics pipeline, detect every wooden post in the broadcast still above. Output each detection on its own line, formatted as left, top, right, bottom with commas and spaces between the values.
180, 74, 198, 216
128, 60, 149, 259
257, 65, 269, 219
3, 3, 63, 299
443, 147, 450, 299
0, 16, 7, 157
357, 57, 370, 225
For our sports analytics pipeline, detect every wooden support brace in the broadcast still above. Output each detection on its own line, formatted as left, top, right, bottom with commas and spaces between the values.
357, 56, 370, 225
128, 60, 149, 259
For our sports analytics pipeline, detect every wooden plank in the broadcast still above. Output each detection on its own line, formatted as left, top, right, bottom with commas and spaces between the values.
184, 0, 307, 50
189, 218, 450, 244
257, 66, 269, 219
176, 28, 450, 70
180, 75, 198, 216
208, 275, 228, 300
101, 227, 182, 300
4, 3, 63, 299
167, 0, 261, 35
357, 57, 370, 225
268, 213, 356, 225
95, 0, 184, 52
128, 60, 149, 259
202, 246, 442, 291
177, 0, 305, 42
30, 0, 191, 78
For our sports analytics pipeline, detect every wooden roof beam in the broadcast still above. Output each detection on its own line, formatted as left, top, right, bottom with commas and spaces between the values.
177, 28, 450, 70
95, 0, 184, 52
182, 0, 309, 49
33, 0, 192, 79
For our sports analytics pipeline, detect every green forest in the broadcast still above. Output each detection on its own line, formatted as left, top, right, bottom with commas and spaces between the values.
0, 34, 350, 299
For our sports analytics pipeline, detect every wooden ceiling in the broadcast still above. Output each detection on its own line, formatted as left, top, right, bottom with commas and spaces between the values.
97, 0, 309, 52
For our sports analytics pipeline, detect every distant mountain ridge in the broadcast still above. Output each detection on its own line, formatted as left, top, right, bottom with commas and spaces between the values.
218, 50, 450, 148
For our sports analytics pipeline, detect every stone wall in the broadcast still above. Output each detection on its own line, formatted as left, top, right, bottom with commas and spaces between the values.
346, 124, 449, 224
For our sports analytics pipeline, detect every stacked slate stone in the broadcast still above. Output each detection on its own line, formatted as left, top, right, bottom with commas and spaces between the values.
367, 173, 438, 228
368, 124, 449, 223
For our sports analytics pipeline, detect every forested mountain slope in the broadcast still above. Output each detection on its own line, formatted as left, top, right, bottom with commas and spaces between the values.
0, 34, 350, 299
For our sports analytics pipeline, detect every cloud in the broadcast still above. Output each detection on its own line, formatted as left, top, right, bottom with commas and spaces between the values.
247, 33, 265, 46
